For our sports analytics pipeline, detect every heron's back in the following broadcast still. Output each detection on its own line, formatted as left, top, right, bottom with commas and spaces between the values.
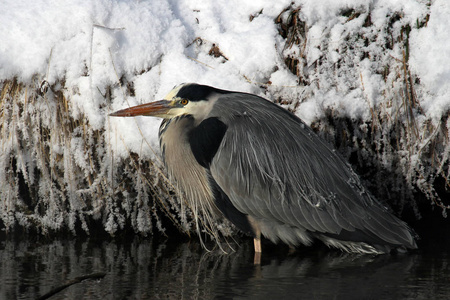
209, 93, 416, 253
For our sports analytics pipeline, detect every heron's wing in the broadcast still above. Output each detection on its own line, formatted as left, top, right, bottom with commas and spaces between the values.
209, 94, 416, 248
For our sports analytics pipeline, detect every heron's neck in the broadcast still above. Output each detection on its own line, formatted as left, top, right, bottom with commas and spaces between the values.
159, 116, 221, 218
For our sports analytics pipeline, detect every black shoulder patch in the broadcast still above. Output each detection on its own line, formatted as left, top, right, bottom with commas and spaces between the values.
189, 117, 227, 168
177, 84, 231, 101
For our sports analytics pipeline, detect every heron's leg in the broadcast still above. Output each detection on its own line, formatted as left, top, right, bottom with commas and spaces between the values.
253, 238, 261, 265
254, 237, 262, 253
253, 235, 262, 265
247, 216, 262, 264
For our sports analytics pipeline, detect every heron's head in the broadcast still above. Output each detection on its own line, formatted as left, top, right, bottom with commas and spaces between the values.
110, 83, 228, 121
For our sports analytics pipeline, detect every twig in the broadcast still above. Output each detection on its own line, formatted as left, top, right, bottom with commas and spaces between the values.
37, 272, 106, 300
186, 55, 214, 69
93, 24, 126, 31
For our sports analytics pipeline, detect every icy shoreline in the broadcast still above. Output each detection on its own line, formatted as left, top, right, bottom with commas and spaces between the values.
1, 0, 448, 236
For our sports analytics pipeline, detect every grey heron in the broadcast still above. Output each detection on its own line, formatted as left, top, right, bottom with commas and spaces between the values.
110, 83, 417, 256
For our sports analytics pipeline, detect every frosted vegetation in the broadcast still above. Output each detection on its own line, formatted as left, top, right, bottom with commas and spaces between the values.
0, 0, 448, 238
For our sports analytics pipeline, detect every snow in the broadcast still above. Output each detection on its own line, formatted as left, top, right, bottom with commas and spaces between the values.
1, 0, 449, 234
410, 0, 450, 122
2, 0, 447, 136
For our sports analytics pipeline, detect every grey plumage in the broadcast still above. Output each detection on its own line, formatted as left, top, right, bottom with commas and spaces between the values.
110, 83, 417, 255
209, 92, 415, 253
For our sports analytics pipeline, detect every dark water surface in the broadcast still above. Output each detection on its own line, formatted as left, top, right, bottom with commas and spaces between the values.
1, 235, 449, 300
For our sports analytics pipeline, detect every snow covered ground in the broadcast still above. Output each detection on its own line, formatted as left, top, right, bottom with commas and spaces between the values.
2, 0, 448, 153
1, 0, 449, 234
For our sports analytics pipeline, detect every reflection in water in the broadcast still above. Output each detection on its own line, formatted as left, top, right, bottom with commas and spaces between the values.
1, 236, 449, 299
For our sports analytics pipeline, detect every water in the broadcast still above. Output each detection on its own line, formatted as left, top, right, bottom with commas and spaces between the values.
1, 236, 449, 300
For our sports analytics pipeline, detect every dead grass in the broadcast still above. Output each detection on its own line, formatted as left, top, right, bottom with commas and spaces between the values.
0, 77, 188, 236
0, 3, 448, 238
278, 5, 449, 218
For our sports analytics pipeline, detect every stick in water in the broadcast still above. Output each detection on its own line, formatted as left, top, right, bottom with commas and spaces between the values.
37, 272, 107, 300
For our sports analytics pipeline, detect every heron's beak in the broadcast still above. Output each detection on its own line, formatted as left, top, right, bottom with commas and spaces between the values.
109, 100, 172, 118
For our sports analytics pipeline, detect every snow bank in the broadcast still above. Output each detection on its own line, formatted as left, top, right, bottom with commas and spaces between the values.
409, 0, 450, 122
0, 0, 449, 235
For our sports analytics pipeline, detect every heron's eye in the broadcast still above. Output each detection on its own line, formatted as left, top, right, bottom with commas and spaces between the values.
180, 99, 189, 105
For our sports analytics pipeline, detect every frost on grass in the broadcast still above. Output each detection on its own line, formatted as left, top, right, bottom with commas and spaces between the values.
275, 2, 449, 217
0, 80, 182, 236
0, 1, 449, 240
